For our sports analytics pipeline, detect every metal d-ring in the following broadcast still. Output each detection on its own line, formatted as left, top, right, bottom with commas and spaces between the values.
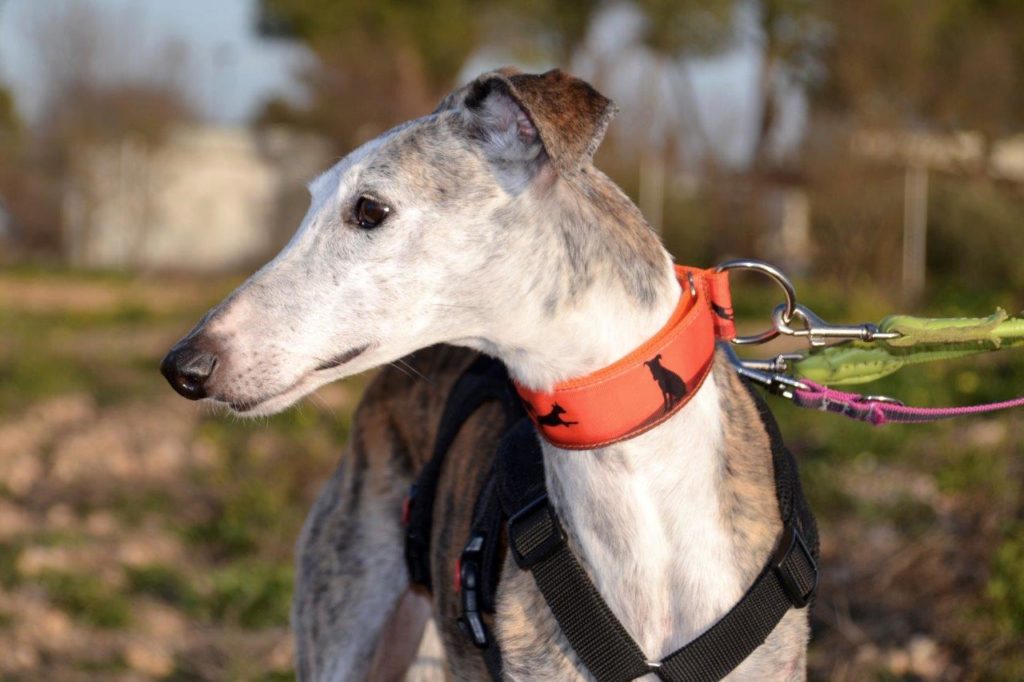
714, 259, 798, 345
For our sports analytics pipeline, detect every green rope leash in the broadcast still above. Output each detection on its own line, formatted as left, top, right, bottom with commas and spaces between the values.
791, 309, 1024, 385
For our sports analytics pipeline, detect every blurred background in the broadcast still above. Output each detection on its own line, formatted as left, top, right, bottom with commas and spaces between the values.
0, 0, 1022, 679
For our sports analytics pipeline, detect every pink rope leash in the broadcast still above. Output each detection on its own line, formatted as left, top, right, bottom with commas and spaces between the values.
791, 381, 1024, 425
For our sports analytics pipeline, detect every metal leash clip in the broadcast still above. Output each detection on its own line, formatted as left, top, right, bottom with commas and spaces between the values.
723, 345, 809, 400
771, 303, 901, 347
737, 352, 805, 374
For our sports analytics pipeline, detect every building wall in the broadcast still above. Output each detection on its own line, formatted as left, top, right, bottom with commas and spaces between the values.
64, 126, 329, 272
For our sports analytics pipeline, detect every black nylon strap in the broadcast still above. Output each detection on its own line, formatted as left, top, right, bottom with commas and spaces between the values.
497, 420, 652, 682
657, 524, 817, 681
405, 354, 522, 591
482, 638, 504, 680
491, 414, 818, 682
471, 473, 506, 613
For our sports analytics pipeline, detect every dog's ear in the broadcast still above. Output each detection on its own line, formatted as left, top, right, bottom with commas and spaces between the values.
433, 66, 522, 114
461, 68, 617, 175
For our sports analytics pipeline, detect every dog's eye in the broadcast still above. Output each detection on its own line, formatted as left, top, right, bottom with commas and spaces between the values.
354, 197, 390, 229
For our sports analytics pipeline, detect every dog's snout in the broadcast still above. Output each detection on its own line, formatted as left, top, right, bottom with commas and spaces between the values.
160, 343, 218, 401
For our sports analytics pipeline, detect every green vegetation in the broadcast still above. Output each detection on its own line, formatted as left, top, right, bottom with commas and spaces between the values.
206, 562, 294, 629
0, 542, 21, 588
126, 561, 293, 629
987, 523, 1024, 637
125, 563, 203, 614
35, 570, 133, 629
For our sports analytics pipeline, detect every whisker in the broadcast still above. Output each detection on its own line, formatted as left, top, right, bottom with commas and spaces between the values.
396, 357, 433, 385
389, 360, 415, 380
309, 391, 336, 418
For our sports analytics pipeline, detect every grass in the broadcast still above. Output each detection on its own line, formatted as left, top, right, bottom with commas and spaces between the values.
0, 542, 21, 588
125, 563, 203, 614
205, 561, 294, 629
184, 481, 292, 558
986, 522, 1024, 637
125, 560, 292, 629
35, 570, 133, 629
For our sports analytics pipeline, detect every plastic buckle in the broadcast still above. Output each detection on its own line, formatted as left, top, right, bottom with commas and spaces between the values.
457, 533, 488, 648
771, 523, 818, 608
507, 495, 566, 570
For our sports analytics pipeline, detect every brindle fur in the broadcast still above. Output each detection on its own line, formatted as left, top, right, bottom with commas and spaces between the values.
163, 68, 809, 681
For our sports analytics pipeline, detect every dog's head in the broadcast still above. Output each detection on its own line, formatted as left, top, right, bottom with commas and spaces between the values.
161, 68, 621, 415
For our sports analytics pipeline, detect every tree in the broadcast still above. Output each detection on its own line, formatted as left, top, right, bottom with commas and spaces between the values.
750, 0, 823, 169
0, 85, 20, 152
257, 0, 752, 156
258, 0, 479, 149
7, 1, 195, 255
814, 0, 1024, 136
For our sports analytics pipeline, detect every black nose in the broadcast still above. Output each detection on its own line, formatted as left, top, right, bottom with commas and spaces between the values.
160, 344, 218, 400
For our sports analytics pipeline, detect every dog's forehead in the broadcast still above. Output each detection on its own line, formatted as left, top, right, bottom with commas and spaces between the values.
307, 112, 483, 219
306, 114, 457, 203
305, 133, 391, 205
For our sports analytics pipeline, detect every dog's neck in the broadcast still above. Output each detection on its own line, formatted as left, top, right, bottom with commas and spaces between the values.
482, 172, 749, 659
480, 170, 683, 393
497, 276, 682, 391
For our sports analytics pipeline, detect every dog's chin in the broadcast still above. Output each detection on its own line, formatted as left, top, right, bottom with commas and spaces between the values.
224, 377, 324, 417
217, 350, 379, 417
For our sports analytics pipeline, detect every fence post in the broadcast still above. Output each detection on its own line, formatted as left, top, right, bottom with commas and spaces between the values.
902, 164, 928, 303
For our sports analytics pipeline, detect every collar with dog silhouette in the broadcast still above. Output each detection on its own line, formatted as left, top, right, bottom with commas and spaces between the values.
515, 265, 736, 449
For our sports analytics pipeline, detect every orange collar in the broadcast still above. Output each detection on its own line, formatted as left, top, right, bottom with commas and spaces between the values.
515, 266, 736, 450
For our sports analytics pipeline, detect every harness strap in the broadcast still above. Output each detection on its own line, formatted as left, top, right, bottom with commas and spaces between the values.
456, 471, 505, 675
493, 417, 817, 682
496, 418, 652, 681
404, 354, 523, 591
657, 524, 816, 681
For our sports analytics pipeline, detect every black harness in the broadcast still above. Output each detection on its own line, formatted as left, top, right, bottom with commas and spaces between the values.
405, 355, 819, 682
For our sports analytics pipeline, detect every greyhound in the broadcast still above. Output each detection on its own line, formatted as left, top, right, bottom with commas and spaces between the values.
161, 68, 809, 681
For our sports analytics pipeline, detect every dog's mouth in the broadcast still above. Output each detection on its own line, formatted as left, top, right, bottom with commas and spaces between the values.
228, 344, 371, 414
315, 344, 370, 372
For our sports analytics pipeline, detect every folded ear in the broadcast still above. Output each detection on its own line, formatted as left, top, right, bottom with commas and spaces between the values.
433, 66, 521, 114
460, 68, 617, 175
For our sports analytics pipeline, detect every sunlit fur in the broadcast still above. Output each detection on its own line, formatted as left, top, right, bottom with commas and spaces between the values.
169, 69, 808, 681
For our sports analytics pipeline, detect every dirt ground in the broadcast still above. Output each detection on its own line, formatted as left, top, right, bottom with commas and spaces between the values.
0, 270, 1021, 680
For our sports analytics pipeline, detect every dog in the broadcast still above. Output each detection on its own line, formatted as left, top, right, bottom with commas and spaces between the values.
161, 68, 809, 681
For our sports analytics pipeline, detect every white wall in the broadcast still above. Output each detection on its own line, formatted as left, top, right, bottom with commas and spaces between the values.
64, 126, 328, 272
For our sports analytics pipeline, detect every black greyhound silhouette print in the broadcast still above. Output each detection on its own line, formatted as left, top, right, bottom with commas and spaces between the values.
531, 403, 579, 427
644, 354, 687, 412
